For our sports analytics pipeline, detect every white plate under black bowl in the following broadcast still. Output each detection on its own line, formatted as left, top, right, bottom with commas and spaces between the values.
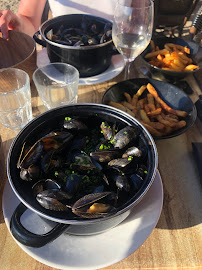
37, 48, 125, 85
3, 171, 163, 270
102, 78, 197, 139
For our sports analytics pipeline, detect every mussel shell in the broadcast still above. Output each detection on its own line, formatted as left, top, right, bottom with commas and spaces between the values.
122, 146, 143, 158
108, 157, 133, 169
36, 189, 71, 211
20, 164, 41, 181
129, 173, 143, 191
64, 118, 88, 133
32, 179, 61, 197
18, 141, 43, 169
71, 149, 97, 171
100, 121, 114, 140
90, 149, 119, 163
113, 126, 140, 149
104, 167, 130, 192
72, 191, 112, 210
72, 191, 116, 218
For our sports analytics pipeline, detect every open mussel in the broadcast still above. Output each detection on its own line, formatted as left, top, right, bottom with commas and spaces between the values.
72, 192, 116, 218
36, 189, 71, 211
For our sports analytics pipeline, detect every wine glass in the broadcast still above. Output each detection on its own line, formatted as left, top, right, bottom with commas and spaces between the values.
112, 0, 154, 80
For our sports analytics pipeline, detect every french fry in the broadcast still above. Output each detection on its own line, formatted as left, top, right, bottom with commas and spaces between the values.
147, 108, 162, 116
156, 115, 176, 127
174, 120, 186, 130
144, 103, 150, 114
136, 85, 147, 97
146, 83, 188, 117
121, 101, 134, 110
139, 121, 163, 137
140, 109, 150, 123
108, 83, 187, 137
138, 98, 146, 109
109, 101, 135, 117
184, 64, 199, 71
145, 40, 198, 72
144, 49, 169, 59
124, 92, 132, 103
131, 94, 138, 106
161, 112, 179, 123
147, 121, 165, 130
147, 93, 156, 111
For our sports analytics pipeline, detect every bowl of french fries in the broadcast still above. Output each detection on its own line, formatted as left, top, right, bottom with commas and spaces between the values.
102, 78, 197, 139
141, 37, 202, 80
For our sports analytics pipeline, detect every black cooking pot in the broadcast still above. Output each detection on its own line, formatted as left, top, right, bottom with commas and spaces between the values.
34, 14, 118, 77
140, 37, 202, 81
7, 103, 158, 248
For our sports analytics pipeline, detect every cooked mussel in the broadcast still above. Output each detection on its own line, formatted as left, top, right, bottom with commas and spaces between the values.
20, 164, 41, 181
72, 192, 116, 218
90, 149, 119, 163
112, 126, 140, 149
36, 189, 71, 211
32, 179, 61, 197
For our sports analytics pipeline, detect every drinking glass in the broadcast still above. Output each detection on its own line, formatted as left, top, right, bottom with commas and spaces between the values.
33, 63, 79, 110
0, 68, 32, 131
112, 0, 154, 80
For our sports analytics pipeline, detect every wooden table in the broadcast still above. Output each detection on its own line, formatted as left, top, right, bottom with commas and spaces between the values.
0, 56, 201, 270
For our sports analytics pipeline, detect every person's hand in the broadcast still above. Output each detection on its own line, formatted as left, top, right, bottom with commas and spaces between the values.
0, 10, 21, 39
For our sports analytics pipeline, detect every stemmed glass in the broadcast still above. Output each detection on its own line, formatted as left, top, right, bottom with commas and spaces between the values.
112, 0, 154, 80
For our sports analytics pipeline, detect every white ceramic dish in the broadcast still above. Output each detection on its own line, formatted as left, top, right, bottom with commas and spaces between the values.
37, 48, 125, 85
3, 170, 163, 270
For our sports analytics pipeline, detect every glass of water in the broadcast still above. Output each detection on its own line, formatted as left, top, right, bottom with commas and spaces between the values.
0, 68, 33, 131
33, 63, 79, 110
112, 0, 154, 80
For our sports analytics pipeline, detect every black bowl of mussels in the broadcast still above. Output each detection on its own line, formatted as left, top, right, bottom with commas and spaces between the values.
33, 14, 117, 77
7, 103, 158, 248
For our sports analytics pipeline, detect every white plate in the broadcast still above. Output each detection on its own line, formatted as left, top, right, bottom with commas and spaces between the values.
37, 48, 125, 85
3, 170, 163, 270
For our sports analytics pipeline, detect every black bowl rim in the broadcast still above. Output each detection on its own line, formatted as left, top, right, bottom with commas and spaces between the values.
141, 37, 201, 76
102, 78, 197, 139
39, 14, 113, 50
7, 103, 158, 225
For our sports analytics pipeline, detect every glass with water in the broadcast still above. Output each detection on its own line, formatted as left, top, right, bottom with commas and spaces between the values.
0, 68, 32, 131
33, 63, 79, 110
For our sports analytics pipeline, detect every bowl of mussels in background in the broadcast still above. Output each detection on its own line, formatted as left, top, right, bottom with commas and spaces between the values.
7, 103, 158, 248
33, 14, 117, 77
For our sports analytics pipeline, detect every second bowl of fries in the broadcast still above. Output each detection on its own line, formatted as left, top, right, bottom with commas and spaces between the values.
141, 37, 201, 80
102, 78, 197, 139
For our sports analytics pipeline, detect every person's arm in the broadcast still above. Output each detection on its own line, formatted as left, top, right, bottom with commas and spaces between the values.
0, 0, 46, 39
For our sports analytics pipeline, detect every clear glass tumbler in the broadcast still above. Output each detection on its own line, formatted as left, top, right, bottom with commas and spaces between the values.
33, 63, 79, 110
0, 68, 33, 131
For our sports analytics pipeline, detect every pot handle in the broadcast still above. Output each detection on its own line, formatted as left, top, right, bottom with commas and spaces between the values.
10, 202, 70, 248
33, 31, 47, 47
